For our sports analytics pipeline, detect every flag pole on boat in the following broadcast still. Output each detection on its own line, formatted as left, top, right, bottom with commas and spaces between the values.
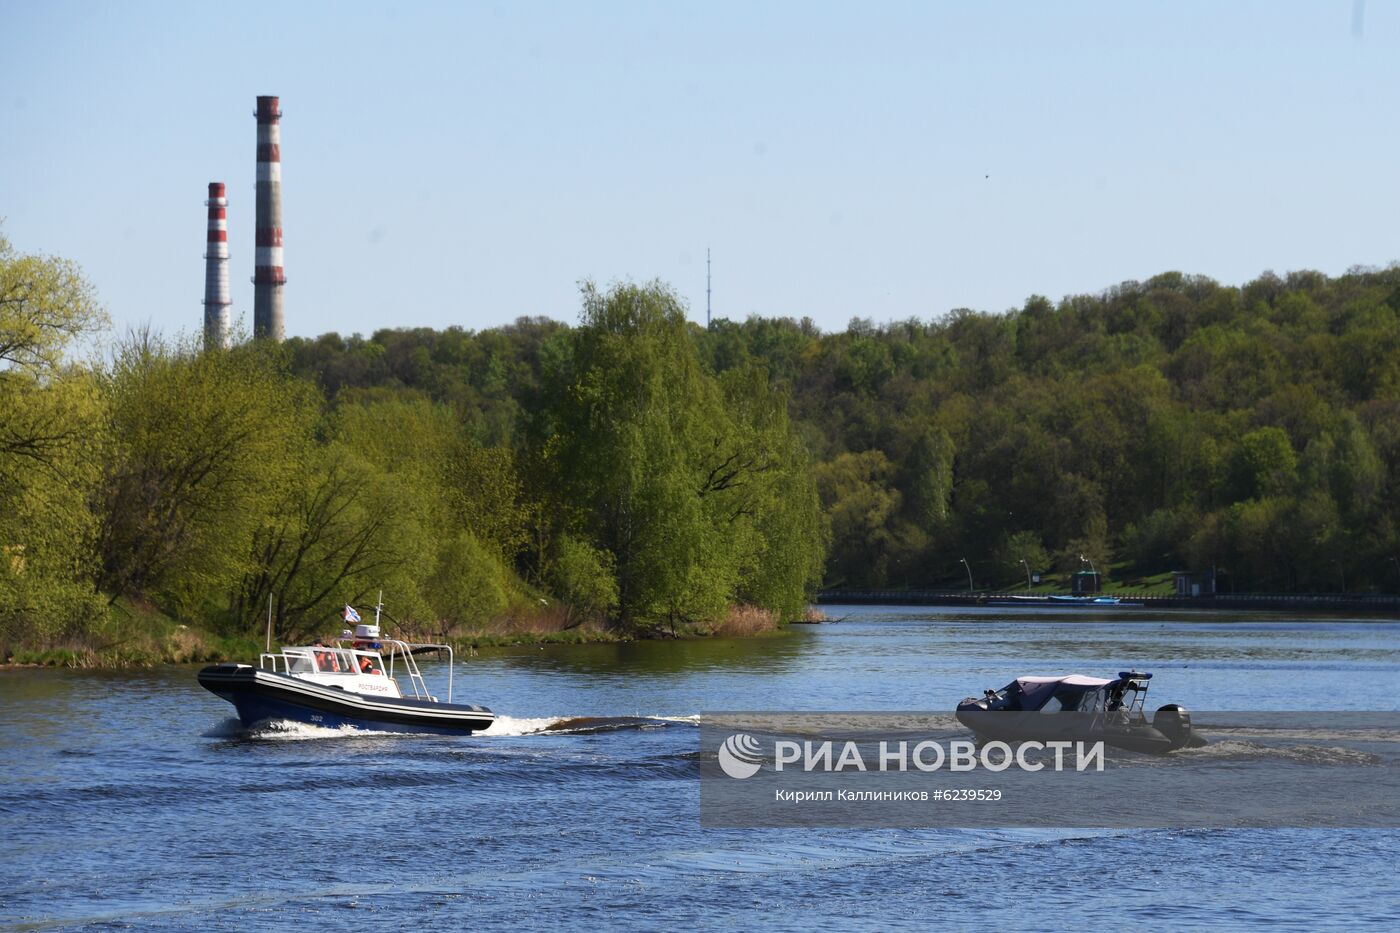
265, 594, 273, 653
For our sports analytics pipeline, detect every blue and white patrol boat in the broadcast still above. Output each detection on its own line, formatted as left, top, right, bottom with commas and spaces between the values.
198, 604, 494, 736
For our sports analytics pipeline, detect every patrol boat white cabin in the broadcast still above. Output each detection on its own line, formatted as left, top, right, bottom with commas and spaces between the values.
198, 605, 494, 735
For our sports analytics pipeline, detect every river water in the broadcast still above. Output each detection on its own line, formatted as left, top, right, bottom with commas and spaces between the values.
2, 606, 1398, 930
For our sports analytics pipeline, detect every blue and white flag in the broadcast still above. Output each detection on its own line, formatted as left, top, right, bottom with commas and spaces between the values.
343, 604, 361, 624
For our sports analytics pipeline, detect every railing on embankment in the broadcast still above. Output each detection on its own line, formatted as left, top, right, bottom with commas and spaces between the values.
816, 590, 1400, 614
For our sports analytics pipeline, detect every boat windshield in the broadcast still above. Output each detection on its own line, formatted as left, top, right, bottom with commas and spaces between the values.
312, 648, 354, 673
1038, 685, 1105, 713
348, 650, 385, 674
284, 651, 316, 674
272, 646, 360, 674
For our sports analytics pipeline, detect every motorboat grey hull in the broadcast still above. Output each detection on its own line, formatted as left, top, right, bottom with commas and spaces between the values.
957, 672, 1205, 754
955, 707, 1197, 755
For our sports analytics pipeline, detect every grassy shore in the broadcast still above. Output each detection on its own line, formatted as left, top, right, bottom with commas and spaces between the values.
2, 600, 793, 668
3, 598, 266, 668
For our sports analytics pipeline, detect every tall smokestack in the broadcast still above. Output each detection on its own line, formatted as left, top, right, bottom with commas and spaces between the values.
253, 95, 285, 341
202, 182, 231, 349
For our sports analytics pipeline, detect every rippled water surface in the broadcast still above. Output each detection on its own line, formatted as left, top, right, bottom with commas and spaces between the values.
3, 607, 1398, 930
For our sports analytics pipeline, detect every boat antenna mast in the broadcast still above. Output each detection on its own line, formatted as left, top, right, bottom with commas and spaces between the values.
265, 593, 273, 652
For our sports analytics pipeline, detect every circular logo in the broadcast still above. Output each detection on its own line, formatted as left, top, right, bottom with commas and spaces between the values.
718, 733, 763, 779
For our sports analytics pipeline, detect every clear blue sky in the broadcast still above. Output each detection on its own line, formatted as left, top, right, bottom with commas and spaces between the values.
3, 1, 1397, 340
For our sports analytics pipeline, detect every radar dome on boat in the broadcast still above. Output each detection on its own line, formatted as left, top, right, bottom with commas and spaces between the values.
355, 624, 381, 640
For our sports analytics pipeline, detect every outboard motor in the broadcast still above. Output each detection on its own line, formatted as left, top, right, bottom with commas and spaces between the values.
1153, 703, 1196, 750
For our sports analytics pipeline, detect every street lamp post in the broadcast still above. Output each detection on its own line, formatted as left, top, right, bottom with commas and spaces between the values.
959, 558, 973, 593
1019, 558, 1031, 591
1080, 553, 1098, 593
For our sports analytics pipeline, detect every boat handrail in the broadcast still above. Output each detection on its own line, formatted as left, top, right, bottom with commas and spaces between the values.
331, 636, 455, 703
257, 637, 456, 703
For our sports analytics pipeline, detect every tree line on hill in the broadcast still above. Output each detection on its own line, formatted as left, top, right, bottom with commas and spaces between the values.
0, 231, 822, 651
284, 265, 1400, 596
4, 225, 1399, 653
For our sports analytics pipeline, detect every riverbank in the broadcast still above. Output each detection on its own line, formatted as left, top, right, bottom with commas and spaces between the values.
818, 589, 1400, 615
2, 598, 263, 668
1, 601, 798, 668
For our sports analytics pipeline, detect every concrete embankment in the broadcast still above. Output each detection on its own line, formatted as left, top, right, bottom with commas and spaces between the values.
816, 590, 1400, 615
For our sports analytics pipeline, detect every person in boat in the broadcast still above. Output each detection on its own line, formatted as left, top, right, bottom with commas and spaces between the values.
358, 653, 381, 675
1106, 680, 1127, 712
312, 640, 339, 673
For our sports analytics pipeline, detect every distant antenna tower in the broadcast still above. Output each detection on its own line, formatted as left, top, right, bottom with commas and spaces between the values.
706, 247, 712, 328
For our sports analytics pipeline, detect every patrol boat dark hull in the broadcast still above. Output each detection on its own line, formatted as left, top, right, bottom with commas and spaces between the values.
198, 663, 496, 736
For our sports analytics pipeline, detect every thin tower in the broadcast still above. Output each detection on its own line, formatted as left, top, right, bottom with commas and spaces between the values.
706, 247, 711, 328
252, 95, 285, 341
202, 182, 231, 349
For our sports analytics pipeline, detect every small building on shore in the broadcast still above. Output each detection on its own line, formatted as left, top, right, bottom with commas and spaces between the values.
1173, 570, 1216, 597
1071, 570, 1101, 595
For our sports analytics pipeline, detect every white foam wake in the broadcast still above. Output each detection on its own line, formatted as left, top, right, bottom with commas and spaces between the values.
480, 715, 566, 736
201, 717, 248, 738
208, 713, 701, 740
479, 714, 700, 736
248, 719, 411, 740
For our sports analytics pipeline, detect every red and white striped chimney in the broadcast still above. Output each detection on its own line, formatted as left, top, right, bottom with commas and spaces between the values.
253, 95, 285, 341
202, 182, 231, 349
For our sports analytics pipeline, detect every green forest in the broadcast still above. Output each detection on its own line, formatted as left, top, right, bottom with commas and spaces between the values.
4, 227, 1400, 660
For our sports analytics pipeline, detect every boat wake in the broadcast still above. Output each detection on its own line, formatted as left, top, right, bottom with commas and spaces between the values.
483, 714, 699, 736
202, 717, 249, 738
203, 717, 415, 741
1172, 738, 1384, 766
480, 715, 565, 736
204, 714, 700, 740
254, 719, 412, 740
